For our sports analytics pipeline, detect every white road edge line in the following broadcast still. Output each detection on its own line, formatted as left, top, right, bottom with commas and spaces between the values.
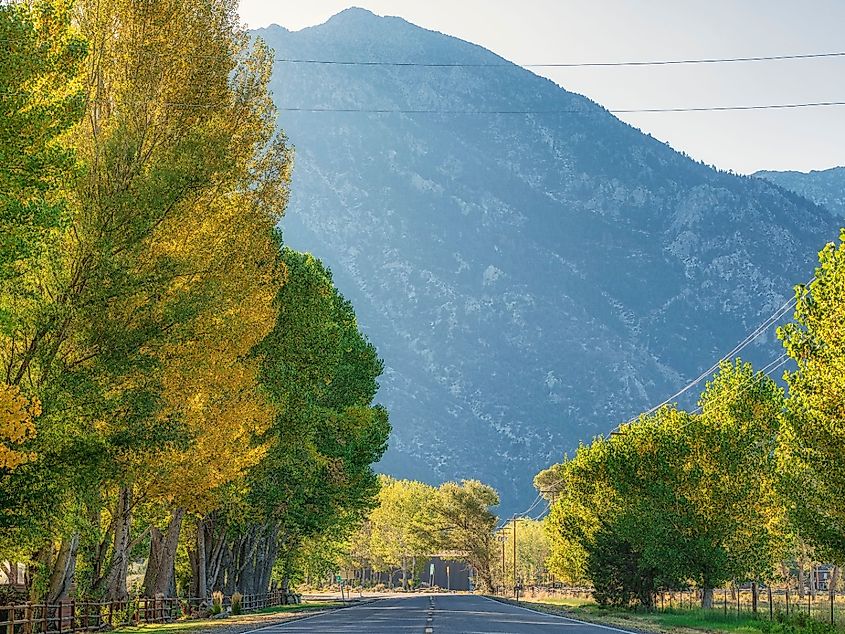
480, 596, 638, 634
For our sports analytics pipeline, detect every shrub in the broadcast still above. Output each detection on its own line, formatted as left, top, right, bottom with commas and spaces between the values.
231, 592, 242, 615
211, 591, 224, 615
586, 526, 659, 609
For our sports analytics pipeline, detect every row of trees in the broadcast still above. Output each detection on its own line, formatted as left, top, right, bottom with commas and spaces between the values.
0, 0, 388, 603
496, 519, 551, 590
295, 477, 501, 592
537, 233, 845, 608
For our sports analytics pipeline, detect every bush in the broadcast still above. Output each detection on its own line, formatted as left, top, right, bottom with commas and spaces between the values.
211, 591, 224, 615
586, 526, 659, 609
231, 592, 242, 615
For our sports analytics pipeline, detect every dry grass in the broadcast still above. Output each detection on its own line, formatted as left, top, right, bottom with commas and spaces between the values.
116, 602, 344, 634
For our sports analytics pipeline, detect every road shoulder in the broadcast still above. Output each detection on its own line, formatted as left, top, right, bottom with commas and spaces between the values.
484, 596, 676, 634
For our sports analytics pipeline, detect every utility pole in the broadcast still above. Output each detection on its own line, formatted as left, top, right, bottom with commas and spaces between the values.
501, 536, 506, 595
512, 516, 518, 600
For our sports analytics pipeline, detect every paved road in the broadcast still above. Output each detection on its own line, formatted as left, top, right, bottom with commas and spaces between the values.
248, 594, 628, 633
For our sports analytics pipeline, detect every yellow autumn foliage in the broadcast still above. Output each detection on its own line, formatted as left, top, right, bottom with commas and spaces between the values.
0, 383, 39, 470
66, 0, 290, 511
145, 195, 282, 511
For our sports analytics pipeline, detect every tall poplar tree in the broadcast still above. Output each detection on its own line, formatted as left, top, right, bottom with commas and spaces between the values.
779, 234, 845, 564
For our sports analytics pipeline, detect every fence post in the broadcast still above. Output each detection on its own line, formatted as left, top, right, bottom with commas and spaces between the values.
831, 590, 834, 626
786, 589, 790, 616
724, 588, 727, 616
42, 603, 47, 634
57, 602, 63, 634
769, 586, 773, 621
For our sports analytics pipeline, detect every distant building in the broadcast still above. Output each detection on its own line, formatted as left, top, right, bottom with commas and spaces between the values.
421, 556, 473, 591
816, 565, 836, 591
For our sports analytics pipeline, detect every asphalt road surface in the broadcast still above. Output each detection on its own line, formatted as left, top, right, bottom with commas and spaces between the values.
248, 594, 629, 633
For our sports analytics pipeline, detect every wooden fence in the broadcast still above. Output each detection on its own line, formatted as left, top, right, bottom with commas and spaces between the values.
0, 590, 294, 634
514, 585, 845, 628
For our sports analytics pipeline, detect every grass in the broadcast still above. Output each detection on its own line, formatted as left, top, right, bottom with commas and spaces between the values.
252, 602, 343, 615
515, 596, 772, 634
117, 602, 344, 634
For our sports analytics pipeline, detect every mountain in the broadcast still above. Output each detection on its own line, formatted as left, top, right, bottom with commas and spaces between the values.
253, 9, 837, 515
756, 167, 845, 217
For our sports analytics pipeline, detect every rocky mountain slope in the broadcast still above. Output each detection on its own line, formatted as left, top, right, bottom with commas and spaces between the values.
253, 9, 837, 514
756, 167, 845, 217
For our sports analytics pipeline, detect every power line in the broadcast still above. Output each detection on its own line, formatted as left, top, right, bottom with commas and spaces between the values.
605, 278, 811, 436
689, 352, 790, 416
3, 34, 845, 68
539, 355, 792, 500
3, 89, 844, 114
533, 283, 805, 500
275, 101, 845, 115
614, 101, 845, 114
511, 493, 543, 520
531, 502, 552, 521
520, 495, 544, 517
273, 50, 845, 69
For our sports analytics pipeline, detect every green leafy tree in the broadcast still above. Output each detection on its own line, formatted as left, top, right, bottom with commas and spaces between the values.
542, 360, 786, 608
778, 233, 845, 564
500, 519, 550, 588
0, 0, 88, 581
367, 477, 436, 589
0, 0, 85, 289
538, 440, 613, 587
201, 247, 389, 598
2, 0, 291, 601
426, 480, 499, 592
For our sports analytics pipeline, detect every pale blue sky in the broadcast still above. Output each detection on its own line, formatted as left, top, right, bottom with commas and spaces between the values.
238, 1, 845, 174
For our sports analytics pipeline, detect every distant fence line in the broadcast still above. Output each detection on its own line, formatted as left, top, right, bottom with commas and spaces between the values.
513, 585, 845, 628
0, 590, 296, 634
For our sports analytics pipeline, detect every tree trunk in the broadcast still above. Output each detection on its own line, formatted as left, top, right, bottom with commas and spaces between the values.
207, 535, 225, 590
478, 566, 494, 594
221, 541, 236, 595
751, 581, 759, 614
44, 534, 79, 603
142, 508, 184, 597
97, 487, 132, 600
702, 587, 714, 609
281, 576, 289, 605
401, 556, 408, 590
189, 516, 208, 600
257, 525, 279, 593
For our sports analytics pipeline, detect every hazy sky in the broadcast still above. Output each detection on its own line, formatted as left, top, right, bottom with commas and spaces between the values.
238, 1, 844, 174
